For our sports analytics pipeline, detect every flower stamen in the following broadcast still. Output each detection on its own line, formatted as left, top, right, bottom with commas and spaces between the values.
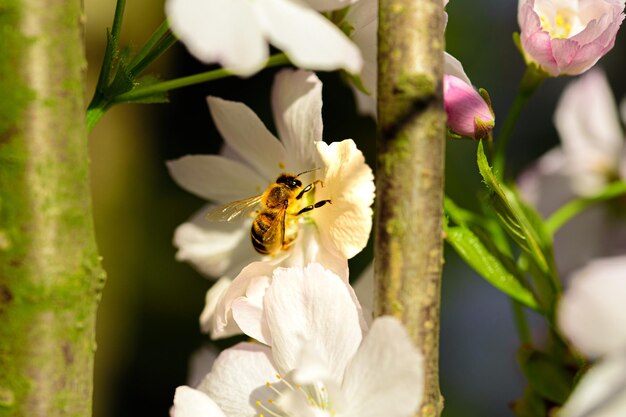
255, 400, 284, 417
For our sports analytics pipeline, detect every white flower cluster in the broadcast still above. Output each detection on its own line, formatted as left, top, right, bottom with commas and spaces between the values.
161, 0, 626, 414
166, 66, 423, 417
163, 0, 428, 411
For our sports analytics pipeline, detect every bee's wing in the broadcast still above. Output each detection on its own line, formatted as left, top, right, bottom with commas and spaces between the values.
261, 208, 286, 251
205, 195, 263, 222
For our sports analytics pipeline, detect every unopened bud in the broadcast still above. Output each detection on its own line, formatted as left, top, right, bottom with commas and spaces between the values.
443, 75, 495, 140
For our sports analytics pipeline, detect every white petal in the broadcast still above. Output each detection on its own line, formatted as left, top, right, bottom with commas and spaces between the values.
352, 87, 377, 118
274, 390, 326, 417
172, 386, 227, 417
346, 0, 377, 34
444, 52, 473, 86
281, 224, 349, 281
291, 342, 334, 384
314, 140, 375, 258
165, 0, 268, 76
167, 155, 266, 203
264, 263, 363, 381
231, 276, 273, 345
173, 206, 259, 278
517, 148, 572, 212
198, 342, 278, 417
515, 149, 626, 275
347, 0, 378, 117
200, 277, 233, 334
304, 0, 357, 12
255, 0, 362, 74
559, 354, 626, 417
271, 69, 324, 171
207, 96, 288, 180
559, 256, 626, 357
280, 228, 369, 332
341, 317, 424, 417
554, 69, 624, 196
212, 262, 276, 340
352, 20, 377, 95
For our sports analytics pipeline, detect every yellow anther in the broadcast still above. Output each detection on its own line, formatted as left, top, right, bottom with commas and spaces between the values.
268, 398, 274, 403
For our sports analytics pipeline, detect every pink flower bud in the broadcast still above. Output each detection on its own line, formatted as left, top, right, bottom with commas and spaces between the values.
518, 0, 625, 76
443, 74, 494, 140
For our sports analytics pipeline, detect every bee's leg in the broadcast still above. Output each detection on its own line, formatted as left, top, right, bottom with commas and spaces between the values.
296, 180, 324, 200
295, 199, 331, 216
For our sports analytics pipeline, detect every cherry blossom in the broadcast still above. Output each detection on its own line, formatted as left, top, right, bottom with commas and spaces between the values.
557, 256, 626, 417
443, 54, 495, 140
167, 69, 375, 334
172, 263, 424, 417
518, 0, 625, 76
165, 0, 362, 76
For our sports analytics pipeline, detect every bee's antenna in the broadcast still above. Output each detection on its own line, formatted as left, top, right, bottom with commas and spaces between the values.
296, 167, 321, 177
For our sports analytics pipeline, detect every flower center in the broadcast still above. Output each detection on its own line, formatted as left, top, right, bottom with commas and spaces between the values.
254, 374, 335, 417
538, 7, 584, 39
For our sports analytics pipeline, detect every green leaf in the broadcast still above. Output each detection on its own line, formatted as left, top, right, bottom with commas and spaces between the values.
476, 141, 554, 279
518, 347, 573, 404
446, 225, 538, 309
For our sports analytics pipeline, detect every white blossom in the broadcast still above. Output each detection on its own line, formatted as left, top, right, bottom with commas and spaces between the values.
558, 256, 626, 417
520, 69, 625, 199
167, 69, 375, 335
165, 0, 362, 76
172, 263, 424, 417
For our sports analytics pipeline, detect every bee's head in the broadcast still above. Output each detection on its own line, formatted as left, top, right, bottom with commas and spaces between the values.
276, 173, 302, 190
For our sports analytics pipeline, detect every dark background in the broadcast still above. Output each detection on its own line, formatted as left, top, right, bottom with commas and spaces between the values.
85, 1, 626, 416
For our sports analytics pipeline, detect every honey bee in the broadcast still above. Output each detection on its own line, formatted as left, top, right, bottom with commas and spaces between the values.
205, 170, 331, 255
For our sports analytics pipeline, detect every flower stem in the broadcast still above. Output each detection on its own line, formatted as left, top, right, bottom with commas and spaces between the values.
492, 65, 546, 179
113, 53, 290, 104
545, 181, 626, 234
511, 301, 532, 345
127, 20, 171, 74
128, 30, 178, 77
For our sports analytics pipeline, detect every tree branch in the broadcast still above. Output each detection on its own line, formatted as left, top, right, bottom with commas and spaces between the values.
375, 0, 446, 416
0, 0, 105, 416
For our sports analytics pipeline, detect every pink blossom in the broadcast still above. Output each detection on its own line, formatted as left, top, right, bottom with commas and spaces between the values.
443, 74, 494, 140
518, 0, 625, 76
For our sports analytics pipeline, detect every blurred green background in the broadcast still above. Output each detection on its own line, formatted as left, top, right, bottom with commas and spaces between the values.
85, 1, 626, 416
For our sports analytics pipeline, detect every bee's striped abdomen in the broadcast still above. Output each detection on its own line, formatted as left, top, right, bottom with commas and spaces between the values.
251, 211, 278, 255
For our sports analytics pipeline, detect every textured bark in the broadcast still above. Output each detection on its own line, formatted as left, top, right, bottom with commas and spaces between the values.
375, 1, 446, 416
0, 0, 105, 416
